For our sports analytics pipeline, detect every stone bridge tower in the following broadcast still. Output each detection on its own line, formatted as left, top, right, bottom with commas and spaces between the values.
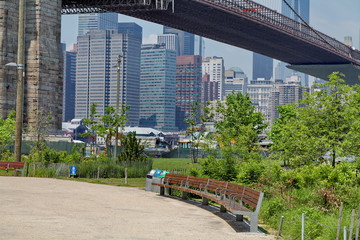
0, 0, 63, 132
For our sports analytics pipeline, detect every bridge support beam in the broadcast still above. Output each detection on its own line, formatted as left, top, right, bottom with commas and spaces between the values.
0, 0, 63, 131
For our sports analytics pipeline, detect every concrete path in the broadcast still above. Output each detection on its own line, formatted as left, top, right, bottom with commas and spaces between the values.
0, 177, 275, 240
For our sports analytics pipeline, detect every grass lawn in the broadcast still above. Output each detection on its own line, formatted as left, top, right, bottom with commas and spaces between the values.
152, 157, 201, 170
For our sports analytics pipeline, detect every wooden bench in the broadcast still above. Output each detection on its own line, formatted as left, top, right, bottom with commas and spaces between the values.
152, 173, 264, 232
0, 161, 26, 176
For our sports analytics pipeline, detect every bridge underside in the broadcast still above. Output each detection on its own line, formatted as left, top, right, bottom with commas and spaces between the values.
62, 0, 360, 82
288, 64, 360, 85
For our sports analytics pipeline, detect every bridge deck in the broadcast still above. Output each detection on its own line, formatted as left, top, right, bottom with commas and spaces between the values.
62, 0, 360, 81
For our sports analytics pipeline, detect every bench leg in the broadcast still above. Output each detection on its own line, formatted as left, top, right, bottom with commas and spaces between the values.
250, 215, 259, 232
160, 186, 165, 196
202, 197, 209, 205
236, 215, 243, 221
220, 205, 226, 213
181, 191, 188, 200
167, 187, 172, 196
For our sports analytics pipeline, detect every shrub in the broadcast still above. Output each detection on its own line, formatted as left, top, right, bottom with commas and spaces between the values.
236, 160, 266, 185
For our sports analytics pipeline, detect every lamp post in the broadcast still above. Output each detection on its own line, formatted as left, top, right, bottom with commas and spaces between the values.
114, 54, 122, 158
14, 0, 26, 162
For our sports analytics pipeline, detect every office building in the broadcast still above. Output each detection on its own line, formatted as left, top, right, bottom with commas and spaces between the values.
176, 55, 202, 130
247, 78, 273, 123
252, 53, 273, 80
202, 56, 225, 100
201, 74, 219, 107
269, 76, 309, 123
78, 13, 118, 36
118, 22, 143, 39
75, 25, 142, 126
163, 26, 194, 56
344, 36, 353, 47
281, 0, 309, 23
157, 34, 179, 56
278, 0, 310, 85
63, 45, 77, 122
140, 44, 177, 132
224, 67, 248, 98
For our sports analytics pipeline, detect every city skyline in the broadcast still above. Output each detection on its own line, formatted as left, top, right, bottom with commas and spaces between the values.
61, 0, 360, 80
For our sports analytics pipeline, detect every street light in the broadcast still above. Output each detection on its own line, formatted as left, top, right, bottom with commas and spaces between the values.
113, 54, 122, 158
11, 0, 26, 163
5, 61, 25, 163
5, 63, 24, 69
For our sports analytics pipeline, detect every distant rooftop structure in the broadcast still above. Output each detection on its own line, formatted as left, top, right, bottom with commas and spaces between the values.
124, 127, 164, 136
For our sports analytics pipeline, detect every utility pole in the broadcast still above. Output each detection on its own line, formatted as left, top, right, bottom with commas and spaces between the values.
14, 0, 26, 162
114, 55, 122, 158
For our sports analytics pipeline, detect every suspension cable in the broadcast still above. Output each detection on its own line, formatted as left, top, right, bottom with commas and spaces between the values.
282, 0, 339, 52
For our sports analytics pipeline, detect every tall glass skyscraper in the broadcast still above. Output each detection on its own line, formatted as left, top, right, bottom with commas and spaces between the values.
157, 34, 179, 56
163, 26, 194, 56
280, 0, 310, 86
282, 0, 309, 23
78, 13, 118, 36
63, 46, 77, 122
75, 24, 142, 126
252, 53, 273, 80
140, 44, 177, 131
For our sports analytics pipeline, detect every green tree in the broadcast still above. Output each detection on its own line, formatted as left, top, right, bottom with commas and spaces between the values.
184, 102, 209, 163
0, 110, 16, 154
83, 103, 98, 155
212, 91, 267, 159
27, 108, 53, 162
93, 105, 129, 158
202, 92, 267, 181
270, 72, 360, 167
118, 131, 147, 162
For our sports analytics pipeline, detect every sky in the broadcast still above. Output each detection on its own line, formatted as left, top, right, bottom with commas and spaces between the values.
61, 0, 360, 80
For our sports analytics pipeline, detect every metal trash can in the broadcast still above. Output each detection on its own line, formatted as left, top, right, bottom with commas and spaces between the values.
152, 170, 169, 193
145, 170, 157, 191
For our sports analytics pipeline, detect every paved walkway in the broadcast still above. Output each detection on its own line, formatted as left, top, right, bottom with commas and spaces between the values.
0, 177, 275, 240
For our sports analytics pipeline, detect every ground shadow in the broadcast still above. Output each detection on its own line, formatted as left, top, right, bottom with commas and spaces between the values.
158, 194, 261, 233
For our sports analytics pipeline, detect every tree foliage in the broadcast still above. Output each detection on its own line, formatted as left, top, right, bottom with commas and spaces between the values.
91, 105, 129, 158
270, 72, 360, 167
118, 131, 147, 162
201, 92, 267, 181
0, 110, 16, 153
211, 91, 267, 160
184, 102, 209, 163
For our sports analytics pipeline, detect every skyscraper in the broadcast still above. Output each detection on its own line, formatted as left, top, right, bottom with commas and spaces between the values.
140, 44, 177, 132
176, 55, 202, 130
344, 36, 353, 47
75, 25, 142, 126
279, 0, 310, 85
201, 74, 219, 107
282, 0, 310, 23
252, 53, 273, 80
269, 76, 309, 123
224, 67, 247, 98
163, 26, 194, 56
202, 57, 225, 100
63, 45, 77, 122
157, 34, 179, 56
78, 13, 118, 36
247, 79, 274, 123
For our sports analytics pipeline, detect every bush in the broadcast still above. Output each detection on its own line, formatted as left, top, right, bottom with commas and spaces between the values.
201, 155, 237, 181
236, 160, 266, 185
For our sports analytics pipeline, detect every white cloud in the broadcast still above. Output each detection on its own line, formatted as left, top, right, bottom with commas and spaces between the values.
142, 34, 158, 44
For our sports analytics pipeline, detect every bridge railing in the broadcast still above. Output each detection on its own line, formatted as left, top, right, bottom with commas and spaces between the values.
204, 0, 358, 61
62, 0, 171, 13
